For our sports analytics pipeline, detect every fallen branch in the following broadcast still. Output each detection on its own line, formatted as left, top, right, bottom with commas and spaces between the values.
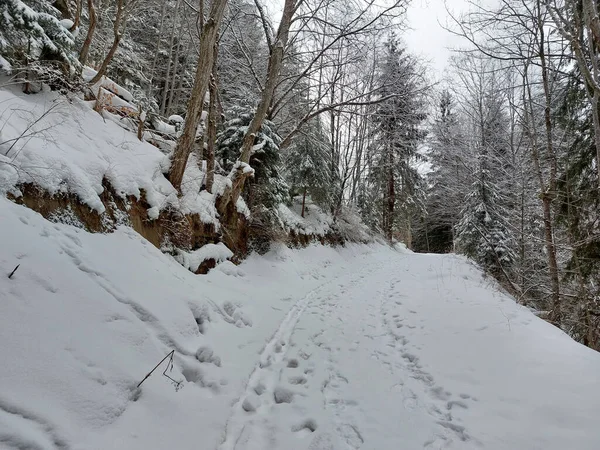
137, 349, 182, 391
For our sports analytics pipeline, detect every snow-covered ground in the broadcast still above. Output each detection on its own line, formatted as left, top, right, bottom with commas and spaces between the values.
1, 196, 600, 450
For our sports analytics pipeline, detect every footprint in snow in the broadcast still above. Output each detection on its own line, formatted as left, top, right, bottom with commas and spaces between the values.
292, 418, 318, 433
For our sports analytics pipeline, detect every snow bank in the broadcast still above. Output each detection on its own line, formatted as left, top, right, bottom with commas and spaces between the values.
0, 55, 12, 74
0, 83, 246, 226
276, 197, 374, 242
277, 197, 333, 237
83, 66, 134, 102
175, 243, 234, 273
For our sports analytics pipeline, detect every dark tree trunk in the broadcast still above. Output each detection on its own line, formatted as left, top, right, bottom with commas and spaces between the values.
301, 187, 307, 218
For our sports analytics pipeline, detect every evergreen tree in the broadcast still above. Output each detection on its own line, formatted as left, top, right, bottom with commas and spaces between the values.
285, 118, 332, 216
556, 71, 600, 348
365, 38, 427, 244
455, 88, 515, 277
216, 107, 290, 215
0, 0, 77, 81
414, 90, 467, 253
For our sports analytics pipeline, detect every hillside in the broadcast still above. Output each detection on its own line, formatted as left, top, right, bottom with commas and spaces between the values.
1, 195, 600, 450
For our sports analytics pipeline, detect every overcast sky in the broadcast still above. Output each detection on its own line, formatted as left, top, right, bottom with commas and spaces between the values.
402, 0, 473, 80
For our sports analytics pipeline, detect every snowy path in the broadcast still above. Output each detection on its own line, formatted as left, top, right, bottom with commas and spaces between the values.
216, 253, 600, 450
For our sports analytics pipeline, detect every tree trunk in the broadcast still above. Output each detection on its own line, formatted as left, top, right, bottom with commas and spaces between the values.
239, 0, 295, 165
301, 187, 307, 218
205, 69, 218, 193
161, 0, 182, 115
387, 150, 395, 243
146, 0, 168, 100
523, 68, 561, 324
167, 0, 229, 191
227, 0, 296, 206
137, 105, 144, 141
166, 18, 186, 116
79, 0, 97, 66
71, 0, 82, 31
88, 0, 128, 86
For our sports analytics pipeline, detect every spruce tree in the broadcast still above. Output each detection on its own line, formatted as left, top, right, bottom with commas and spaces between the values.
365, 38, 427, 244
216, 107, 290, 216
285, 118, 332, 217
0, 0, 77, 75
455, 90, 515, 277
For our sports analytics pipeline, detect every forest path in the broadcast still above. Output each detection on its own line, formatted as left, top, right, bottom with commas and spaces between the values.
216, 253, 487, 450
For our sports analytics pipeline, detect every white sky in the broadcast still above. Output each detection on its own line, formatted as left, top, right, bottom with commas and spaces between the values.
264, 0, 477, 80
402, 0, 473, 80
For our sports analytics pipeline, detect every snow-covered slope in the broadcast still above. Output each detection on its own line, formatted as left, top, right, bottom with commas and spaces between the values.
1, 197, 600, 450
0, 84, 237, 226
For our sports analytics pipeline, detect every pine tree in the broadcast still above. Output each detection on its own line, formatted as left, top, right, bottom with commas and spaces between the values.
0, 0, 77, 83
216, 107, 290, 215
285, 118, 332, 217
365, 38, 427, 244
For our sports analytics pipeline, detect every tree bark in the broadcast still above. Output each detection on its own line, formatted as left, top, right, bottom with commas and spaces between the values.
523, 67, 561, 324
167, 0, 229, 191
161, 0, 182, 115
205, 69, 218, 193
88, 0, 131, 85
79, 0, 97, 66
301, 187, 307, 218
386, 150, 395, 243
71, 0, 82, 31
146, 0, 168, 100
227, 0, 296, 205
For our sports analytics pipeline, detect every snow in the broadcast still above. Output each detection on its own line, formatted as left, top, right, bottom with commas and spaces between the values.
0, 82, 243, 226
59, 18, 74, 29
168, 114, 184, 124
83, 66, 134, 102
96, 87, 137, 116
174, 243, 234, 273
277, 196, 333, 236
0, 55, 11, 74
1, 197, 600, 450
151, 116, 178, 136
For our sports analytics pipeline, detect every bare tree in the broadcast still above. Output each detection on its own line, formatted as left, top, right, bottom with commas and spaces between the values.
88, 0, 141, 85
547, 0, 600, 186
79, 0, 97, 66
167, 0, 229, 191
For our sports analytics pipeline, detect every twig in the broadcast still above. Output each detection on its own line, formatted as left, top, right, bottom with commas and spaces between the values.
8, 265, 20, 279
137, 350, 182, 390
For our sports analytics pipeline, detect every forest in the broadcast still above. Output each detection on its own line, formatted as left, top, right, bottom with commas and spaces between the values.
0, 0, 598, 351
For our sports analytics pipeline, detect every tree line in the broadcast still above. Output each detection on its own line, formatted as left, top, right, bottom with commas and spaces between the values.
1, 0, 598, 349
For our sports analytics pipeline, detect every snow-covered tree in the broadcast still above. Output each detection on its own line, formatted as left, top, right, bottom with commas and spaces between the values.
414, 89, 468, 253
454, 62, 516, 278
0, 0, 77, 87
285, 117, 332, 216
364, 38, 427, 244
216, 108, 290, 214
